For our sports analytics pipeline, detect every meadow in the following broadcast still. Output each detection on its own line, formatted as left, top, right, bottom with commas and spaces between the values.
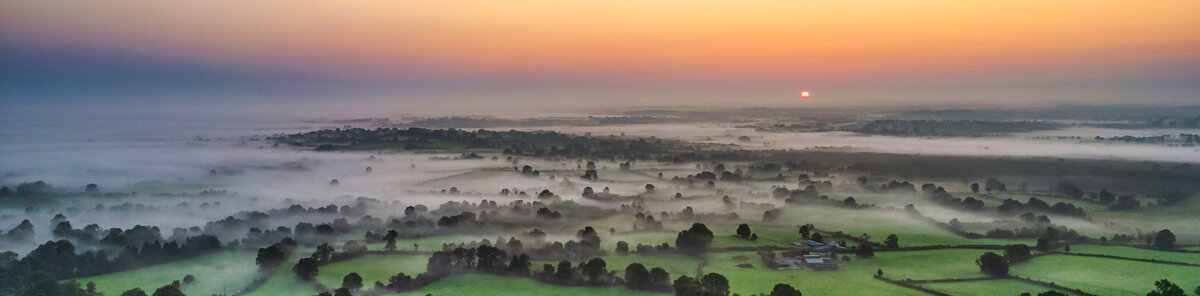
1062, 244, 1200, 264
75, 251, 259, 296
391, 274, 666, 296
920, 278, 1078, 295
1009, 254, 1200, 295
315, 255, 431, 291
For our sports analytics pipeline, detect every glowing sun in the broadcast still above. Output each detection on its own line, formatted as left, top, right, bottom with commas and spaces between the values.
800, 91, 810, 99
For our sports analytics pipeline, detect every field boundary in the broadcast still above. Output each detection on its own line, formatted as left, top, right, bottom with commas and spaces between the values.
231, 266, 280, 296
879, 244, 1006, 252
1065, 242, 1200, 254
1051, 251, 1200, 267
872, 275, 952, 296
1009, 275, 1097, 296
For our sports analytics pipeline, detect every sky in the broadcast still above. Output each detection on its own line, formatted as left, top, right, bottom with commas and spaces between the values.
2, 0, 1199, 115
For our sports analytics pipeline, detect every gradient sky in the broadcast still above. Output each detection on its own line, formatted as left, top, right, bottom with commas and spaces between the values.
2, 0, 1199, 114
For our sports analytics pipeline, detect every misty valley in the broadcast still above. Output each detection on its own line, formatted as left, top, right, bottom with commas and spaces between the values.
1, 107, 1198, 296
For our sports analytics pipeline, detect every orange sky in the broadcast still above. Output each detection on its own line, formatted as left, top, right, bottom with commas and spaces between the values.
2, 0, 1198, 108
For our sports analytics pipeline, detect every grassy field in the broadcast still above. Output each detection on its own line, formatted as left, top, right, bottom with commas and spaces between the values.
703, 251, 926, 296
868, 249, 994, 280
921, 279, 1080, 296
1063, 245, 1200, 264
1086, 194, 1200, 240
316, 255, 430, 291
1009, 254, 1200, 295
75, 251, 260, 296
601, 253, 703, 278
770, 205, 1033, 247
391, 274, 666, 296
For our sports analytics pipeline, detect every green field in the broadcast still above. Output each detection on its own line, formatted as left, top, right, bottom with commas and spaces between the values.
702, 251, 926, 296
1063, 244, 1200, 264
868, 249, 994, 280
316, 255, 430, 291
1087, 194, 1200, 239
1010, 254, 1200, 295
392, 274, 666, 296
921, 279, 1079, 296
75, 251, 260, 296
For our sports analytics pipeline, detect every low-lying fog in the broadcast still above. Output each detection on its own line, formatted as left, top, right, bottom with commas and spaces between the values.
501, 124, 1199, 163
2, 110, 1192, 253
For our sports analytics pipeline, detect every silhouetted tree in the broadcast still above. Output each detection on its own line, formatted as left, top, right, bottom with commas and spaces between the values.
884, 234, 899, 248
676, 223, 714, 256
342, 272, 363, 290
1003, 244, 1032, 262
507, 254, 531, 276
294, 257, 319, 280
736, 224, 752, 238
649, 267, 670, 290
855, 244, 875, 258
120, 288, 149, 296
151, 284, 185, 296
580, 257, 607, 282
700, 273, 730, 296
976, 252, 1008, 276
1145, 279, 1185, 296
256, 244, 287, 268
555, 260, 573, 283
624, 263, 650, 290
770, 283, 803, 296
616, 241, 630, 255
1154, 229, 1176, 249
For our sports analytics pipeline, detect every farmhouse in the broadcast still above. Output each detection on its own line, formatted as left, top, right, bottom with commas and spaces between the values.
779, 240, 849, 271
794, 240, 850, 252
802, 254, 839, 271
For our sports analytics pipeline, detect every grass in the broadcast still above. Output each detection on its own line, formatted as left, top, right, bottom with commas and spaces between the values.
1062, 244, 1200, 264
1009, 254, 1200, 295
868, 249, 995, 280
702, 251, 926, 296
316, 255, 430, 291
391, 274, 666, 296
74, 251, 260, 296
1086, 193, 1200, 241
921, 279, 1080, 296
